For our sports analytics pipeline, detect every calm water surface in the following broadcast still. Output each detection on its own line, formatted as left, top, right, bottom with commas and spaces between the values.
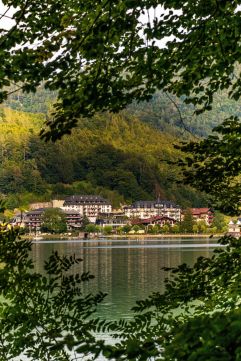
31, 238, 220, 321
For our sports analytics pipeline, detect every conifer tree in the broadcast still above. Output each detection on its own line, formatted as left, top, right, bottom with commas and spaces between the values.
180, 209, 194, 233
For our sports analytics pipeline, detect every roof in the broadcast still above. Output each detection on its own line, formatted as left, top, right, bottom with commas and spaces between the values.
64, 195, 110, 205
191, 208, 212, 215
131, 218, 150, 225
26, 207, 72, 216
124, 199, 180, 209
131, 215, 177, 225
26, 208, 48, 216
63, 209, 81, 215
148, 215, 176, 222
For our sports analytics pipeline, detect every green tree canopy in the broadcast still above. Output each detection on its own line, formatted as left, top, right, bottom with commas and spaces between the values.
2, 2, 241, 359
122, 224, 132, 234
41, 208, 67, 234
103, 225, 113, 235
85, 223, 98, 233
212, 211, 227, 231
180, 209, 195, 233
1, 1, 241, 140
178, 118, 241, 215
3, 1, 241, 212
102, 235, 241, 360
0, 226, 107, 360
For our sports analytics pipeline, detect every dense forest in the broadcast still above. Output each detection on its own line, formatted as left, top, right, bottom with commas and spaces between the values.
128, 91, 241, 137
6, 84, 241, 137
0, 105, 206, 211
3, 84, 238, 211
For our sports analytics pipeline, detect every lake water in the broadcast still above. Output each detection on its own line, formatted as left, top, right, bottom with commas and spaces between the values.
31, 237, 221, 321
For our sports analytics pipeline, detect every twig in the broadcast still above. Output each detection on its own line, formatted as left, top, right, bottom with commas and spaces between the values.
0, 8, 13, 21
7, 85, 25, 96
0, 0, 30, 47
77, 0, 112, 50
164, 91, 199, 139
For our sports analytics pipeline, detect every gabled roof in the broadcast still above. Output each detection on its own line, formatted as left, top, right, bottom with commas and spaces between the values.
131, 215, 176, 225
125, 199, 180, 209
26, 207, 72, 216
191, 208, 212, 215
131, 219, 150, 225
149, 215, 176, 222
64, 195, 110, 205
26, 208, 48, 216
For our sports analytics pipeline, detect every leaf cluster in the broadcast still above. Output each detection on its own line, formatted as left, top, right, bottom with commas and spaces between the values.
41, 208, 67, 234
177, 116, 241, 215
0, 225, 107, 360
0, 108, 207, 208
100, 235, 241, 360
1, 1, 241, 139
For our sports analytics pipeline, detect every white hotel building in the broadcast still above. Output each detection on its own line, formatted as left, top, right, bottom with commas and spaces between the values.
123, 200, 181, 221
62, 195, 112, 222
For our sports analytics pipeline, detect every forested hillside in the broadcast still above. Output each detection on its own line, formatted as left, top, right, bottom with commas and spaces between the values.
4, 85, 239, 211
5, 85, 237, 210
0, 106, 206, 210
6, 85, 241, 137
5, 86, 56, 114
128, 91, 241, 137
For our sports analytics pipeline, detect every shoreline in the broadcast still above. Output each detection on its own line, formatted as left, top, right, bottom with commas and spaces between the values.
103, 233, 223, 240
27, 233, 224, 241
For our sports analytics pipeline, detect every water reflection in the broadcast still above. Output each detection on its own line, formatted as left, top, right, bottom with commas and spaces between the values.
31, 238, 218, 320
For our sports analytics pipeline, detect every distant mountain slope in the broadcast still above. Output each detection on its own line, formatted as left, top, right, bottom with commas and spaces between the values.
0, 107, 206, 209
0, 107, 44, 161
0, 107, 43, 133
128, 91, 241, 137
5, 86, 241, 137
3, 85, 240, 211
4, 85, 56, 114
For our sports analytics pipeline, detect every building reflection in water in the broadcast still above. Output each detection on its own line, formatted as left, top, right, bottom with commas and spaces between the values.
31, 239, 215, 320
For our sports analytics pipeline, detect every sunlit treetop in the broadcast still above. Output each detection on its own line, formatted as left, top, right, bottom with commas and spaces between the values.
0, 0, 240, 140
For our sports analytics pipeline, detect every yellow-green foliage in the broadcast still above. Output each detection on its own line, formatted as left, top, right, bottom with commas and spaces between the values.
0, 107, 205, 208
63, 112, 179, 166
0, 107, 44, 144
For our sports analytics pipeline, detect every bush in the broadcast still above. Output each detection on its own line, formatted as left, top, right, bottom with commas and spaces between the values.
85, 223, 98, 233
103, 225, 113, 235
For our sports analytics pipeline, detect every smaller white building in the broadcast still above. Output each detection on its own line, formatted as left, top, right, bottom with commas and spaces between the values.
123, 200, 181, 221
96, 212, 128, 229
228, 219, 241, 237
11, 208, 82, 232
190, 208, 213, 225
